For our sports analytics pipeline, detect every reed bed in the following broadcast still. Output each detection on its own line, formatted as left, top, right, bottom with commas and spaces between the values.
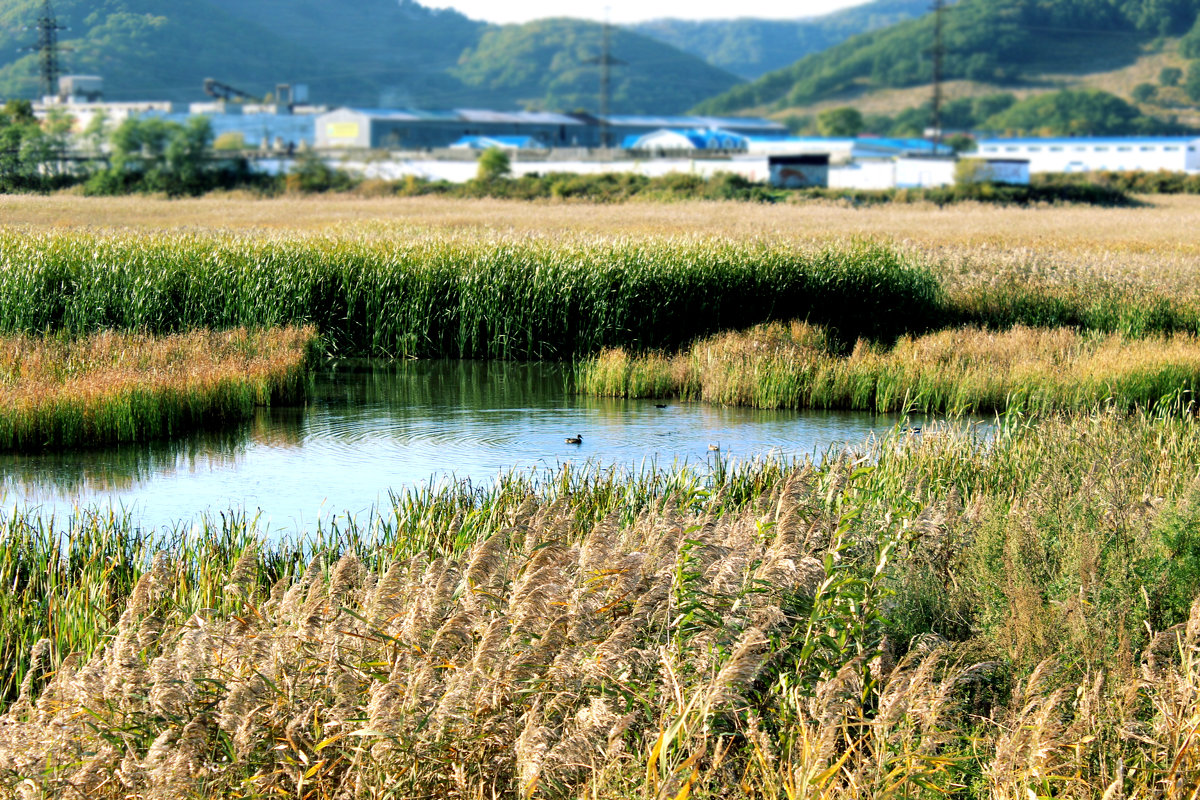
3, 411, 1200, 796
0, 326, 316, 450
580, 321, 1200, 414
0, 232, 942, 359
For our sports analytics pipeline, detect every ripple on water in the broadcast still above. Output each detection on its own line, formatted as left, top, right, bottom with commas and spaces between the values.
0, 361, 982, 530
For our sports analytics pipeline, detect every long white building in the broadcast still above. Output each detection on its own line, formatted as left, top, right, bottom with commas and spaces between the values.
976, 137, 1200, 173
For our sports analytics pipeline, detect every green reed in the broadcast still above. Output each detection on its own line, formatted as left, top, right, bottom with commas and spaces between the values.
0, 232, 943, 358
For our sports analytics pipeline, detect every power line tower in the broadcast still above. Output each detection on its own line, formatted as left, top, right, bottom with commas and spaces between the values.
585, 16, 626, 148
930, 0, 945, 153
22, 0, 68, 100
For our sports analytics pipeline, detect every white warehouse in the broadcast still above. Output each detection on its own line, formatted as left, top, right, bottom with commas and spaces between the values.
976, 137, 1200, 173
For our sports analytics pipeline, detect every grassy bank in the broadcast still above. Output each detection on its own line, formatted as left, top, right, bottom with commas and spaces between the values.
0, 233, 943, 358
3, 412, 1200, 796
580, 321, 1200, 413
383, 170, 1132, 207
0, 326, 316, 450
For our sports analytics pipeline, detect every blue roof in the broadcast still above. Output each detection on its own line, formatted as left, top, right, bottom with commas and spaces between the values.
623, 128, 748, 150
450, 135, 545, 149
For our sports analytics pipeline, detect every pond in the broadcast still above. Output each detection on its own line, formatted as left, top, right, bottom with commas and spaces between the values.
0, 361, 965, 531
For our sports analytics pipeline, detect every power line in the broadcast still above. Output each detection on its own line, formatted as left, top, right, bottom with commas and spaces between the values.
584, 13, 627, 146
20, 0, 68, 100
930, 0, 944, 152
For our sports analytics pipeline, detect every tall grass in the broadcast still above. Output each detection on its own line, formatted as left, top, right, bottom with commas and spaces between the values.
3, 411, 1200, 796
0, 326, 316, 450
580, 321, 1200, 413
0, 232, 944, 358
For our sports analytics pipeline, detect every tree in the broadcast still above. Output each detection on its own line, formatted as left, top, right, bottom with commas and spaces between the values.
1132, 82, 1157, 103
476, 146, 511, 181
213, 132, 246, 150
1160, 66, 1183, 86
816, 106, 864, 137
984, 89, 1153, 136
1187, 60, 1200, 102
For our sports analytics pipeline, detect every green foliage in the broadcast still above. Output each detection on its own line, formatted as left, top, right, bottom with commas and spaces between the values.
0, 234, 944, 359
1133, 81, 1159, 101
1036, 167, 1200, 193
283, 152, 357, 194
0, 0, 725, 113
695, 0, 1200, 115
983, 88, 1172, 135
1181, 10, 1200, 57
449, 18, 742, 115
1160, 65, 1184, 85
1187, 59, 1200, 99
816, 106, 865, 136
0, 99, 76, 192
475, 146, 511, 182
631, 0, 928, 79
84, 115, 261, 197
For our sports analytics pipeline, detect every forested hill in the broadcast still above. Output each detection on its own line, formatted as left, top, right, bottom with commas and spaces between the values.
693, 0, 1200, 115
631, 0, 930, 80
449, 19, 741, 115
0, 0, 740, 114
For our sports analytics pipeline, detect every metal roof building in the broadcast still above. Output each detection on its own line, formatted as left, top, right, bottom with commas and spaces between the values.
316, 108, 588, 149
315, 107, 786, 150
976, 136, 1200, 173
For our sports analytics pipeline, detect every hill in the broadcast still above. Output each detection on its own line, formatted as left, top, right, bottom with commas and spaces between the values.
0, 0, 739, 114
450, 18, 742, 114
631, 0, 930, 80
694, 0, 1200, 116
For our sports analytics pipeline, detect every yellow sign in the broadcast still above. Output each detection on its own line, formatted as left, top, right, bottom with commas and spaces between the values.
326, 122, 360, 139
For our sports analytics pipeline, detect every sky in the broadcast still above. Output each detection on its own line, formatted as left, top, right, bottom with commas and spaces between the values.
419, 0, 871, 25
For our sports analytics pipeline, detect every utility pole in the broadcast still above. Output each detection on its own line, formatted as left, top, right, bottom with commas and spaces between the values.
585, 11, 626, 148
22, 0, 67, 100
930, 0, 945, 154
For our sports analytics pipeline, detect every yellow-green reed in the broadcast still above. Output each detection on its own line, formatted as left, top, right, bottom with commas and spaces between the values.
580, 321, 1200, 414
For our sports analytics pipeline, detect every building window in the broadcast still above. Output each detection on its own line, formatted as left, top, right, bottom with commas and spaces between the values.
1005, 146, 1019, 152
1027, 146, 1042, 152
1141, 146, 1156, 151
1165, 146, 1181, 151
1094, 146, 1109, 151
1074, 146, 1087, 152
1117, 146, 1132, 152
982, 146, 997, 153
1049, 146, 1064, 152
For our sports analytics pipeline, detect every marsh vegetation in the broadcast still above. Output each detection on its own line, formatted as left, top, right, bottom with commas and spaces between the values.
2, 196, 1200, 796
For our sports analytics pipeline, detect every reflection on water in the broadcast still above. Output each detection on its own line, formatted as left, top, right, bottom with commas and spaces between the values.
0, 360, 959, 531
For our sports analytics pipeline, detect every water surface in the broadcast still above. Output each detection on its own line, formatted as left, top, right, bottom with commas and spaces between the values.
1, 361, 953, 531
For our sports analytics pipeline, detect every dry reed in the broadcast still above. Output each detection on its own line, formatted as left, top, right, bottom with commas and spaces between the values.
0, 326, 317, 449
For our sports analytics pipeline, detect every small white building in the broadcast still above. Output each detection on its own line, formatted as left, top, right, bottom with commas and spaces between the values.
976, 137, 1200, 173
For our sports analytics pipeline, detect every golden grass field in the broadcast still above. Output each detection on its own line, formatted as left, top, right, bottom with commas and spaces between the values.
6, 191, 1200, 291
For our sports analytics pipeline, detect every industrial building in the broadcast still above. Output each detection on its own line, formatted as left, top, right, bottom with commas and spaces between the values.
976, 136, 1200, 173
313, 108, 787, 150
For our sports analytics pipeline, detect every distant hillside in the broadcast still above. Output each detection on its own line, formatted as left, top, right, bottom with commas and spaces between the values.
450, 19, 742, 114
694, 0, 1200, 115
0, 0, 739, 114
631, 0, 930, 80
